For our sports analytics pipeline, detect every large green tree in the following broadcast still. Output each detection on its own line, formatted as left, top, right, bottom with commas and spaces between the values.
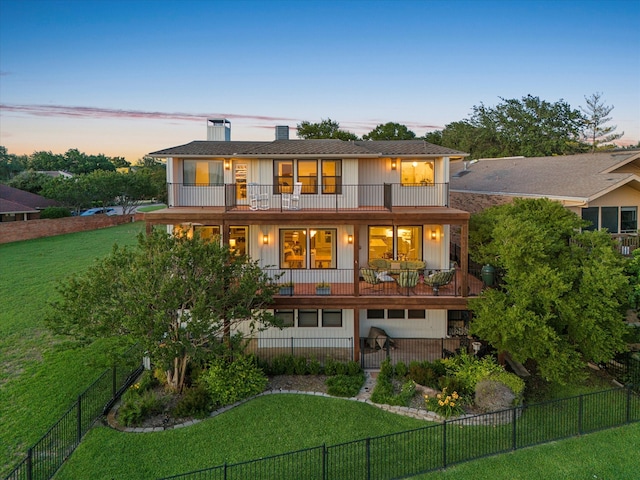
296, 118, 359, 140
47, 230, 282, 392
363, 122, 416, 140
468, 198, 629, 384
581, 92, 623, 152
431, 95, 587, 158
0, 146, 29, 181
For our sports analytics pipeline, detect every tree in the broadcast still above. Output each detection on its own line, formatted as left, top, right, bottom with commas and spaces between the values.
468, 198, 629, 384
296, 118, 359, 140
363, 122, 416, 140
46, 230, 282, 392
436, 95, 587, 158
0, 146, 29, 181
7, 170, 53, 195
581, 92, 624, 151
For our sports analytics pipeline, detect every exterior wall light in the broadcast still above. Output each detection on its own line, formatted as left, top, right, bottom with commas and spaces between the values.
391, 160, 397, 170
224, 160, 231, 170
347, 234, 353, 244
431, 230, 437, 240
263, 234, 269, 245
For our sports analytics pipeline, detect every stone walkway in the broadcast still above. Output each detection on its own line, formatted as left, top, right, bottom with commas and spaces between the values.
107, 370, 443, 433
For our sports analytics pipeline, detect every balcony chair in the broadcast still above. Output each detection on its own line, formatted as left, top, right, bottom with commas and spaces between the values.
248, 183, 268, 210
397, 269, 420, 293
282, 181, 302, 210
423, 267, 456, 296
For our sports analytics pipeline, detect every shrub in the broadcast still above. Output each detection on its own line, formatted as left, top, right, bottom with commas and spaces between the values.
474, 379, 515, 413
293, 356, 308, 375
40, 206, 72, 219
307, 358, 322, 375
201, 355, 267, 407
118, 388, 165, 426
269, 355, 296, 375
324, 358, 347, 376
408, 361, 437, 387
487, 371, 526, 404
370, 360, 416, 406
442, 351, 504, 395
395, 361, 408, 378
346, 360, 362, 376
173, 383, 212, 419
424, 387, 464, 419
326, 373, 365, 397
137, 370, 158, 392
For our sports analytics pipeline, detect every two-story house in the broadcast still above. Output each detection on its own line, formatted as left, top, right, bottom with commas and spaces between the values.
145, 119, 477, 367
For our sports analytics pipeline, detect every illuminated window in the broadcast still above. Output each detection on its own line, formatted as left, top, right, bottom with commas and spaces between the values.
397, 226, 422, 260
321, 160, 342, 194
368, 226, 422, 262
297, 160, 317, 194
368, 226, 393, 261
280, 229, 307, 269
401, 160, 434, 186
184, 160, 223, 185
310, 229, 336, 269
274, 160, 293, 193
229, 226, 248, 256
193, 226, 220, 242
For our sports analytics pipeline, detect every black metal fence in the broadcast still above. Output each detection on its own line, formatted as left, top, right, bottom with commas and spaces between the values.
604, 352, 640, 391
245, 337, 354, 364
160, 385, 640, 479
4, 344, 143, 480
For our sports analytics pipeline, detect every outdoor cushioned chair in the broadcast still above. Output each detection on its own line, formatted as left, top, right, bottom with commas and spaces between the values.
361, 268, 382, 289
397, 269, 420, 291
423, 268, 455, 295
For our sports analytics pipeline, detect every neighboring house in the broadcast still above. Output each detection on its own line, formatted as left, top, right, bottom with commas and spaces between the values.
145, 120, 475, 365
449, 151, 640, 254
0, 184, 59, 222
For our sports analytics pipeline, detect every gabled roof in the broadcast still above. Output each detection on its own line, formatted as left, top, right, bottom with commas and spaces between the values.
149, 139, 468, 158
449, 150, 640, 203
0, 184, 60, 214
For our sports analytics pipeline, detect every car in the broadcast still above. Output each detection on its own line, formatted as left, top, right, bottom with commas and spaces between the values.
79, 207, 117, 216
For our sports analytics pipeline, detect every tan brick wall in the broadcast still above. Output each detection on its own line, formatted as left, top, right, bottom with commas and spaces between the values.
0, 214, 144, 244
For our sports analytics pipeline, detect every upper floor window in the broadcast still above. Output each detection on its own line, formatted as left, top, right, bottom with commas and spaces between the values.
280, 228, 337, 269
229, 225, 248, 256
273, 159, 341, 195
322, 160, 342, 194
582, 206, 637, 234
621, 207, 637, 233
368, 226, 422, 262
401, 160, 434, 186
184, 160, 223, 186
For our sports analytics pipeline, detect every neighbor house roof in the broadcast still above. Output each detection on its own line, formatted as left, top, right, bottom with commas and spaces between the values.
449, 150, 640, 204
149, 139, 468, 158
0, 184, 60, 214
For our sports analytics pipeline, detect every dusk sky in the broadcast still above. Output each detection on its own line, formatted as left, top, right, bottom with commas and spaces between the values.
1, 0, 639, 163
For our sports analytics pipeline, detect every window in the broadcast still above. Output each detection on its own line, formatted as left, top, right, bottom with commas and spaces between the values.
310, 229, 336, 269
275, 309, 294, 327
229, 226, 248, 256
582, 207, 599, 231
274, 160, 293, 193
367, 309, 385, 319
298, 160, 318, 194
368, 226, 422, 262
387, 309, 405, 319
321, 160, 342, 194
280, 229, 307, 269
621, 207, 637, 233
368, 226, 393, 261
298, 309, 318, 327
401, 160, 434, 186
601, 207, 619, 233
194, 225, 220, 242
322, 309, 342, 327
408, 310, 426, 319
184, 160, 223, 185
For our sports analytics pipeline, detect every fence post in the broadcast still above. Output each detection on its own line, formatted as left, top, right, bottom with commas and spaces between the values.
322, 443, 327, 480
627, 386, 632, 424
27, 447, 33, 480
512, 407, 517, 450
578, 395, 583, 434
442, 420, 447, 469
366, 437, 371, 480
77, 395, 83, 443
223, 462, 227, 480
291, 337, 294, 357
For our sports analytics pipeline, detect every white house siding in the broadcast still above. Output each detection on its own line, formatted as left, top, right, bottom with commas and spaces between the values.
359, 310, 447, 339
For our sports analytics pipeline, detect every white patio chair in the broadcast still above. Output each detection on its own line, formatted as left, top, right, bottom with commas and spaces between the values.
282, 181, 302, 210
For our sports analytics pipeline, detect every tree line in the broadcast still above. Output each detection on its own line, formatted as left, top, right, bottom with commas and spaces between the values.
297, 93, 634, 159
0, 147, 166, 214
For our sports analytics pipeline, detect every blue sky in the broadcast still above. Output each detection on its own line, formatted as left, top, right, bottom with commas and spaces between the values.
1, 0, 639, 162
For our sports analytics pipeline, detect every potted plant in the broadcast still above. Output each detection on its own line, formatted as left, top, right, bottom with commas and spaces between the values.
279, 281, 294, 295
315, 281, 331, 295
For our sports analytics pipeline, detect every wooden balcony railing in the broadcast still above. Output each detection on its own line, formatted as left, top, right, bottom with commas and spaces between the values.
166, 183, 450, 210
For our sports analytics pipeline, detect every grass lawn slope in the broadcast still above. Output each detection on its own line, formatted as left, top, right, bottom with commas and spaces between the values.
0, 222, 144, 475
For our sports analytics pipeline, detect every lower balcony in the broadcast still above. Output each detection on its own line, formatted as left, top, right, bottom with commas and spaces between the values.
266, 267, 483, 298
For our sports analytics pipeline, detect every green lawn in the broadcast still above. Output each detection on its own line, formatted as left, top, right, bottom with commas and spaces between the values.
0, 222, 144, 475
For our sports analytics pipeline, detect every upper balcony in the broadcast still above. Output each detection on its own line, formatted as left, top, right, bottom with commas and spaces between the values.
167, 183, 451, 211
